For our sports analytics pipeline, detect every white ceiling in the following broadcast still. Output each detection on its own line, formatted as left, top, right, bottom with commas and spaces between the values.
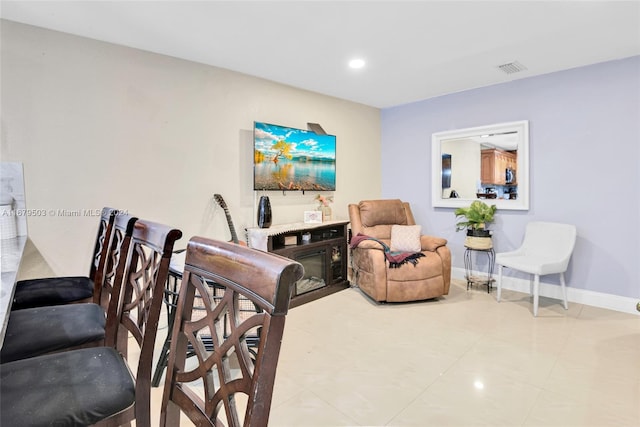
2, 1, 639, 108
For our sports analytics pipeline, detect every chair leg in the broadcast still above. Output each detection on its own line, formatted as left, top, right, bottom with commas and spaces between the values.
529, 277, 533, 296
496, 264, 503, 302
533, 274, 540, 316
151, 337, 171, 387
560, 272, 569, 310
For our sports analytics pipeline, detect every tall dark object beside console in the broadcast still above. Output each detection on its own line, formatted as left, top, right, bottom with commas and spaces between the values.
257, 196, 272, 228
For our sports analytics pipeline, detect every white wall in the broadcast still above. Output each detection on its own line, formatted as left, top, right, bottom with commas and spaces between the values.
1, 20, 381, 276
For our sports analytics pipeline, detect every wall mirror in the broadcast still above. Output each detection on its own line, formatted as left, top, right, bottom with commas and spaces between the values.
431, 120, 529, 210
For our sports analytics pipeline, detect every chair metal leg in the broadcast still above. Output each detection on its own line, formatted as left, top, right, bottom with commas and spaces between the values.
533, 274, 540, 316
497, 264, 503, 302
560, 272, 569, 310
151, 333, 172, 387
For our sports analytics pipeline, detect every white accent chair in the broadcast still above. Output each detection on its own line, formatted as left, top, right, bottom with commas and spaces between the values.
496, 222, 577, 317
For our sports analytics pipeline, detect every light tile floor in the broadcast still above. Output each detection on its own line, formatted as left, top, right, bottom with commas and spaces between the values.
147, 279, 640, 426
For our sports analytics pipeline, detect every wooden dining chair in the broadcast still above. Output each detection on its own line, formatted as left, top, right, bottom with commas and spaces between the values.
151, 250, 262, 388
0, 213, 137, 363
99, 218, 183, 426
0, 218, 182, 427
10, 206, 117, 310
160, 237, 304, 427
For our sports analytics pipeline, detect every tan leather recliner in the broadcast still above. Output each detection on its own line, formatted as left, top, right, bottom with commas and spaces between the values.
348, 199, 451, 302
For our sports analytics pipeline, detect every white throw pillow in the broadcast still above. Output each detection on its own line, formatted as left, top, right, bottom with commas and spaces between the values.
390, 225, 422, 252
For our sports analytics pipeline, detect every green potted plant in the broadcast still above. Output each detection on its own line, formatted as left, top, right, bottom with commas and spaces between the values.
454, 201, 497, 249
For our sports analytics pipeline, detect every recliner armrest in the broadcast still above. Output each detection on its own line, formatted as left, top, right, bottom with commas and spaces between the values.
352, 240, 387, 250
421, 235, 447, 251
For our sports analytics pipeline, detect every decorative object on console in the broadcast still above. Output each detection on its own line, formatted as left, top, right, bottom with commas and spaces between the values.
322, 206, 332, 222
253, 122, 336, 191
454, 200, 496, 250
315, 194, 333, 222
304, 211, 322, 224
257, 195, 272, 228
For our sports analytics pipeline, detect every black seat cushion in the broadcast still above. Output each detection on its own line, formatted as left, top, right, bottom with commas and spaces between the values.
0, 303, 106, 363
12, 276, 94, 310
0, 347, 135, 427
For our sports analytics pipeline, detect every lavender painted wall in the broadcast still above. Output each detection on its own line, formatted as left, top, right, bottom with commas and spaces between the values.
381, 56, 640, 299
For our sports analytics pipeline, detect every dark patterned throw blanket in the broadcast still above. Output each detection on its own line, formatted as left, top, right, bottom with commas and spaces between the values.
350, 233, 425, 268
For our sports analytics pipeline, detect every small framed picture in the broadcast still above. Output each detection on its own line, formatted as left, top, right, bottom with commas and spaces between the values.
304, 210, 322, 224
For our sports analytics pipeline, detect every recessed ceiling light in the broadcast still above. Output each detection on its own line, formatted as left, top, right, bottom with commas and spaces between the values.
348, 58, 366, 69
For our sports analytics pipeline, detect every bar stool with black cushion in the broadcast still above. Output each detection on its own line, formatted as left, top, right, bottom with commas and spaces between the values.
0, 213, 137, 364
0, 218, 182, 427
11, 207, 118, 310
160, 238, 304, 427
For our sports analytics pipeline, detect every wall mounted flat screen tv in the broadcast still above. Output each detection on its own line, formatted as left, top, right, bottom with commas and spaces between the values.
253, 121, 336, 191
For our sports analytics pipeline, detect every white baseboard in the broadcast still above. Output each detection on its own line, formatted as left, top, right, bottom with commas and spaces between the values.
452, 267, 640, 316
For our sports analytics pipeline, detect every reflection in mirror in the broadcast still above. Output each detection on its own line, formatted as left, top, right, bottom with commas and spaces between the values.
441, 154, 452, 189
431, 120, 529, 210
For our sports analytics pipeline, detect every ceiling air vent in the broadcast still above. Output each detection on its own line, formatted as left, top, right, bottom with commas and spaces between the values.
497, 61, 527, 75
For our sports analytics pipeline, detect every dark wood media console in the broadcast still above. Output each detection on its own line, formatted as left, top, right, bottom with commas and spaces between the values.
248, 220, 350, 308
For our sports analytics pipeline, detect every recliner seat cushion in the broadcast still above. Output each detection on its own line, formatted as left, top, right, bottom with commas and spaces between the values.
0, 347, 135, 427
12, 276, 94, 310
387, 251, 443, 281
0, 303, 106, 363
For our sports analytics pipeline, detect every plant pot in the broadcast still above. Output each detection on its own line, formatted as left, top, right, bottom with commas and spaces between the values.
465, 229, 492, 249
466, 229, 491, 238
